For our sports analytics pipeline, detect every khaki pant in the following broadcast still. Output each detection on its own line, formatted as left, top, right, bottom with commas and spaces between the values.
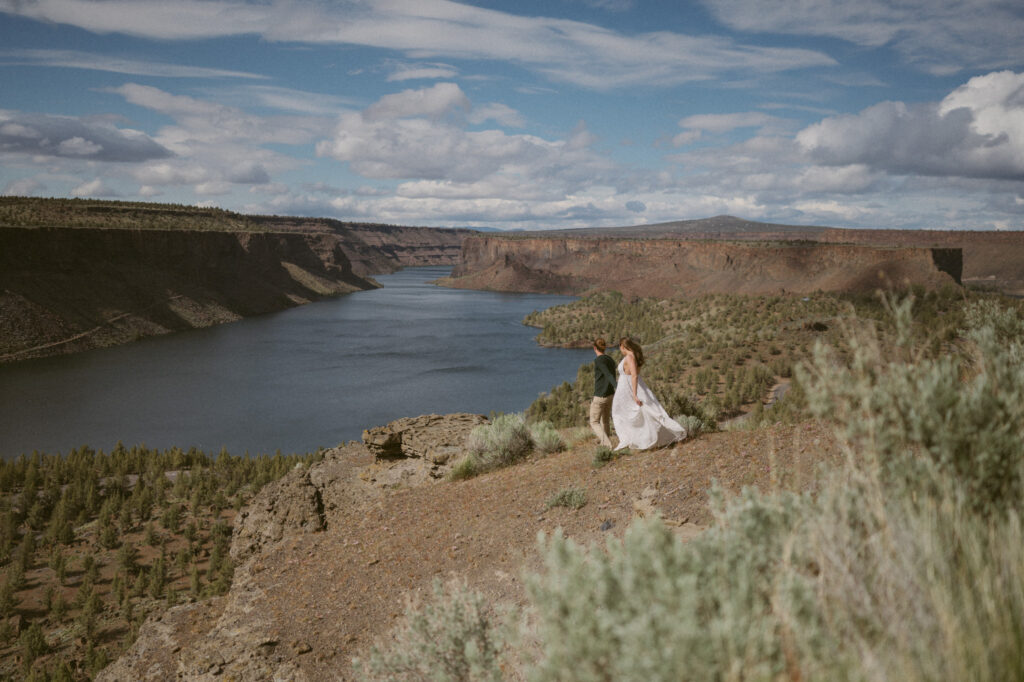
589, 395, 614, 448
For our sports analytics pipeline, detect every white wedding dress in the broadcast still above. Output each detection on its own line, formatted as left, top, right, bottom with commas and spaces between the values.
611, 359, 687, 451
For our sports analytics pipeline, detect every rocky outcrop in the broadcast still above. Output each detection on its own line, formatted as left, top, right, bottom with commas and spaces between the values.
441, 236, 962, 298
362, 413, 489, 486
363, 413, 487, 463
104, 414, 483, 681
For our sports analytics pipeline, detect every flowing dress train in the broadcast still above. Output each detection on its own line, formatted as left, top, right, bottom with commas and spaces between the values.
611, 358, 687, 450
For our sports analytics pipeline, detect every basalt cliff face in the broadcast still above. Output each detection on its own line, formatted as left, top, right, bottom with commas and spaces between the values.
0, 226, 446, 363
442, 235, 962, 298
0, 199, 474, 363
244, 216, 474, 276
539, 216, 1023, 295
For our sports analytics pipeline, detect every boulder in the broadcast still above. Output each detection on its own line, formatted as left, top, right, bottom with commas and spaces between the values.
362, 413, 487, 464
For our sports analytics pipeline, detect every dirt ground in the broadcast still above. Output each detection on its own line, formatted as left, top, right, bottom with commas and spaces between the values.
174, 420, 841, 680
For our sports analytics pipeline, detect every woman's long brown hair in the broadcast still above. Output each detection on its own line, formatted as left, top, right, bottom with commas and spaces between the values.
619, 337, 645, 369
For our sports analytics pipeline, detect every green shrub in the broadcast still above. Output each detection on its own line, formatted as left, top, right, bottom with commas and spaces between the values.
354, 578, 508, 681
529, 421, 566, 454
463, 413, 534, 473
545, 487, 586, 511
447, 456, 479, 482
673, 414, 703, 438
801, 296, 1024, 515
591, 446, 617, 467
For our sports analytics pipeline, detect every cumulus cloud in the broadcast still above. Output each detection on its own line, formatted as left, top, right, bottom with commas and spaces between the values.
468, 103, 526, 128
316, 83, 614, 188
363, 82, 469, 121
0, 112, 172, 161
0, 0, 835, 89
797, 71, 1024, 180
698, 0, 1024, 75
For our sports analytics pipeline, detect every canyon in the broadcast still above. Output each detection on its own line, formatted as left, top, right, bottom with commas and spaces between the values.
0, 202, 471, 363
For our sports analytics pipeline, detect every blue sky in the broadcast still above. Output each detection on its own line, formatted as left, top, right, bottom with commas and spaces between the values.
1, 0, 1023, 230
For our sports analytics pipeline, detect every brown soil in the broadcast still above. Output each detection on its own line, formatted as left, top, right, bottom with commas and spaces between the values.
137, 421, 839, 680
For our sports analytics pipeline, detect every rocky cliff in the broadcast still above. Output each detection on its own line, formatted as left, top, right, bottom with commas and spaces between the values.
541, 216, 1022, 295
0, 227, 376, 363
441, 236, 962, 298
243, 216, 474, 276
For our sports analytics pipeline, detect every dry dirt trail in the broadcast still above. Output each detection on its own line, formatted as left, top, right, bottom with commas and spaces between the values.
101, 419, 838, 681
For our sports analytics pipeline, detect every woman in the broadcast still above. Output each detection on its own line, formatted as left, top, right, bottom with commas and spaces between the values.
611, 337, 687, 450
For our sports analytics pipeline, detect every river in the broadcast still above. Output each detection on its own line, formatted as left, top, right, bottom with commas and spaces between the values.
0, 267, 589, 458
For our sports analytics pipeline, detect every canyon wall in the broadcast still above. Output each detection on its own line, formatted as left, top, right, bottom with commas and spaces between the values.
442, 236, 962, 298
546, 216, 1022, 295
0, 227, 378, 363
244, 216, 473, 275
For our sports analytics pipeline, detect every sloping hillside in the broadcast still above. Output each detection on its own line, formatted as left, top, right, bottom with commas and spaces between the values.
99, 419, 839, 681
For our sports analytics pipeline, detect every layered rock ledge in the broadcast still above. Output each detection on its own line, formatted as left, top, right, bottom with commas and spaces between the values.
440, 235, 962, 298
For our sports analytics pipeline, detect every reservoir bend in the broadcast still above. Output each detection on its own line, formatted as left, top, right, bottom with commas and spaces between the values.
0, 267, 590, 458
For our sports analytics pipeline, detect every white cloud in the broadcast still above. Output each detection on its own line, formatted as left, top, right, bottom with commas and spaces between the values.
0, 111, 171, 161
363, 82, 469, 121
0, 0, 835, 90
2, 177, 45, 195
315, 83, 614, 188
386, 62, 459, 81
673, 112, 792, 147
216, 85, 357, 115
195, 181, 232, 195
57, 136, 102, 156
678, 112, 786, 134
71, 178, 119, 197
698, 0, 1024, 75
1, 48, 266, 79
468, 103, 526, 128
797, 71, 1024, 180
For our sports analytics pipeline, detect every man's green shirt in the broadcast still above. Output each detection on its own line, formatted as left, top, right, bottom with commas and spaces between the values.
594, 354, 616, 397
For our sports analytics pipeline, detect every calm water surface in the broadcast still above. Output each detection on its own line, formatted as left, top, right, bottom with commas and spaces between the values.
0, 267, 590, 458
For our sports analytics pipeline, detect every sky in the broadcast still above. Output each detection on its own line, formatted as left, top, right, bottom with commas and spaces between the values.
1, 0, 1023, 231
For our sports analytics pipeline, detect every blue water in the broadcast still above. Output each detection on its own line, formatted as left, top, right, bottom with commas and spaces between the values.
0, 267, 589, 458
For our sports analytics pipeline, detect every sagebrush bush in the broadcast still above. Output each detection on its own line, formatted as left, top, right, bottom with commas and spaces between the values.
464, 413, 534, 473
800, 296, 1024, 515
529, 421, 566, 454
672, 414, 703, 438
354, 578, 509, 681
545, 487, 586, 510
591, 446, 617, 467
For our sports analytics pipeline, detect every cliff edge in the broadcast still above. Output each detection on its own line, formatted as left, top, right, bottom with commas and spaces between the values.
0, 227, 373, 363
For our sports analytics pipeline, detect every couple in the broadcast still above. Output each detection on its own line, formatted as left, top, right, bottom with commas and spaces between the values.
590, 337, 687, 451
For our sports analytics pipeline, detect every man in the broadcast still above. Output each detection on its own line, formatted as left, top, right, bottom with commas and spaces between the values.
589, 337, 617, 448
